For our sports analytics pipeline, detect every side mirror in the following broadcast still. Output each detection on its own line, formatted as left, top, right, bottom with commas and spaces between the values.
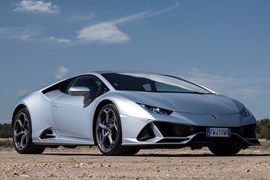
68, 87, 90, 97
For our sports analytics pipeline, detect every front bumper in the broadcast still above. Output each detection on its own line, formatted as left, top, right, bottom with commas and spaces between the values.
123, 121, 260, 148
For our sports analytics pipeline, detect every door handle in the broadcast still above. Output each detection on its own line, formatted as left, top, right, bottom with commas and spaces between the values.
51, 104, 59, 108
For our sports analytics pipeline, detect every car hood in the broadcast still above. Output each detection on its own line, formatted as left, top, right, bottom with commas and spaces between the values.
117, 91, 239, 115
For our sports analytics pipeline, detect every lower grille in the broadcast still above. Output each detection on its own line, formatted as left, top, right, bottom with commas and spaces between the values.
154, 122, 195, 137
188, 133, 251, 147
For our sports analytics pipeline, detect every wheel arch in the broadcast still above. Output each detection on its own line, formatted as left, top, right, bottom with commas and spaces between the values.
93, 99, 115, 145
12, 104, 28, 125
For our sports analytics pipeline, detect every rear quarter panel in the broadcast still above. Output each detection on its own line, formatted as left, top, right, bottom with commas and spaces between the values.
14, 91, 53, 142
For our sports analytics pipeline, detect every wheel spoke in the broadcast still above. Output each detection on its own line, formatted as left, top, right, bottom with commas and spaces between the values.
102, 132, 109, 144
113, 124, 118, 132
15, 131, 24, 137
111, 116, 118, 132
17, 119, 24, 128
24, 130, 28, 136
108, 133, 114, 146
99, 123, 107, 130
20, 134, 26, 148
23, 113, 28, 121
105, 110, 110, 124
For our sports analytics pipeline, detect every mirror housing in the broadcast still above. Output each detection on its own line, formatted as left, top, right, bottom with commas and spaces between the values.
68, 87, 90, 97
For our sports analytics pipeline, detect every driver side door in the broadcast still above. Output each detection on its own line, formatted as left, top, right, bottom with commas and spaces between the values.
50, 75, 108, 139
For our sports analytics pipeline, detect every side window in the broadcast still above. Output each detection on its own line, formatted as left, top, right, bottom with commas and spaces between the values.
42, 77, 75, 94
69, 75, 108, 98
59, 78, 75, 93
142, 83, 152, 91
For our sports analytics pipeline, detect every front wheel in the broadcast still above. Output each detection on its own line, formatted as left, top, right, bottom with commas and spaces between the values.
95, 104, 139, 156
13, 108, 45, 154
208, 146, 241, 156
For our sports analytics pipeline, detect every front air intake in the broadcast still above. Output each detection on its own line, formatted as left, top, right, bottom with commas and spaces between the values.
137, 124, 155, 141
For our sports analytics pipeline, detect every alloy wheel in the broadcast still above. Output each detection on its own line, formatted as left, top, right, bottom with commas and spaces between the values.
13, 112, 30, 150
96, 107, 119, 153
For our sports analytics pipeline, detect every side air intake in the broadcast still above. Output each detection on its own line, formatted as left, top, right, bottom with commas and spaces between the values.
39, 128, 56, 139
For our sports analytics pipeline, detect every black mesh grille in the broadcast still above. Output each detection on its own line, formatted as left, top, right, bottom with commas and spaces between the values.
154, 122, 196, 137
232, 124, 257, 138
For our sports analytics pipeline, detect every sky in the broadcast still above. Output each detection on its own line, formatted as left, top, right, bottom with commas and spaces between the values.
0, 0, 270, 123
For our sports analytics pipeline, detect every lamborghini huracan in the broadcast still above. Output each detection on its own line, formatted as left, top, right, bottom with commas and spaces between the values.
12, 72, 259, 156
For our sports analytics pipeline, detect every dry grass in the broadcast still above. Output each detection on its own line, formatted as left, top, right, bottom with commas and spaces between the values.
0, 138, 12, 147
250, 139, 270, 150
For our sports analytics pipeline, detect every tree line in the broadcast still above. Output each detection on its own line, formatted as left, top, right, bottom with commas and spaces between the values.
0, 119, 270, 139
256, 118, 270, 140
0, 123, 12, 138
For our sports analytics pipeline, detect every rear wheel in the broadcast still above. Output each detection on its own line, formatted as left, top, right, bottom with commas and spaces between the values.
208, 146, 241, 156
13, 108, 45, 154
95, 104, 139, 155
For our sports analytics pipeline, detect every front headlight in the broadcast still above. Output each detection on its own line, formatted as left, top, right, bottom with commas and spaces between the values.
137, 103, 173, 116
233, 99, 252, 117
240, 107, 252, 117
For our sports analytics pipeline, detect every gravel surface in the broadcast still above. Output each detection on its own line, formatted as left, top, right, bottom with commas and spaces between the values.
0, 145, 270, 180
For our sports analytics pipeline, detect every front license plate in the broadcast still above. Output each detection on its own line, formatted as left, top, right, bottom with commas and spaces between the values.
206, 128, 231, 137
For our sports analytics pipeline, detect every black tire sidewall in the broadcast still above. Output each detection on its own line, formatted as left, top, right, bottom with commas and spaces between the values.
208, 146, 241, 156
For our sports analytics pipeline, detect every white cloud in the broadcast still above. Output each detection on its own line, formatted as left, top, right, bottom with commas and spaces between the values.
113, 2, 179, 25
70, 12, 94, 22
4, 3, 178, 45
14, 0, 59, 14
77, 22, 130, 44
55, 66, 69, 80
112, 11, 152, 25
45, 36, 71, 44
16, 90, 28, 97
76, 3, 178, 44
0, 26, 72, 45
0, 27, 36, 41
17, 34, 31, 40
185, 68, 241, 90
234, 88, 262, 97
182, 68, 263, 98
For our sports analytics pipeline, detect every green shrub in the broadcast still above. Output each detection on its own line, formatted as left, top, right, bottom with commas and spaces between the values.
256, 119, 270, 140
0, 123, 12, 138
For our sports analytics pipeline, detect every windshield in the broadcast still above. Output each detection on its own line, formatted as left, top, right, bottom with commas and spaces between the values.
102, 73, 212, 94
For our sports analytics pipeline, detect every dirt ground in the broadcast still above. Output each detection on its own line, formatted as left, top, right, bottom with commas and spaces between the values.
0, 139, 270, 179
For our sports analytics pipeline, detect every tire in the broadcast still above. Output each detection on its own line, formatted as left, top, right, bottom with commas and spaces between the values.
208, 146, 241, 156
95, 104, 139, 156
12, 108, 45, 154
121, 148, 140, 156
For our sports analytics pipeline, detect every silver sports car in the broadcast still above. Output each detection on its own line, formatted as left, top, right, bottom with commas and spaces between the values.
12, 72, 259, 156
